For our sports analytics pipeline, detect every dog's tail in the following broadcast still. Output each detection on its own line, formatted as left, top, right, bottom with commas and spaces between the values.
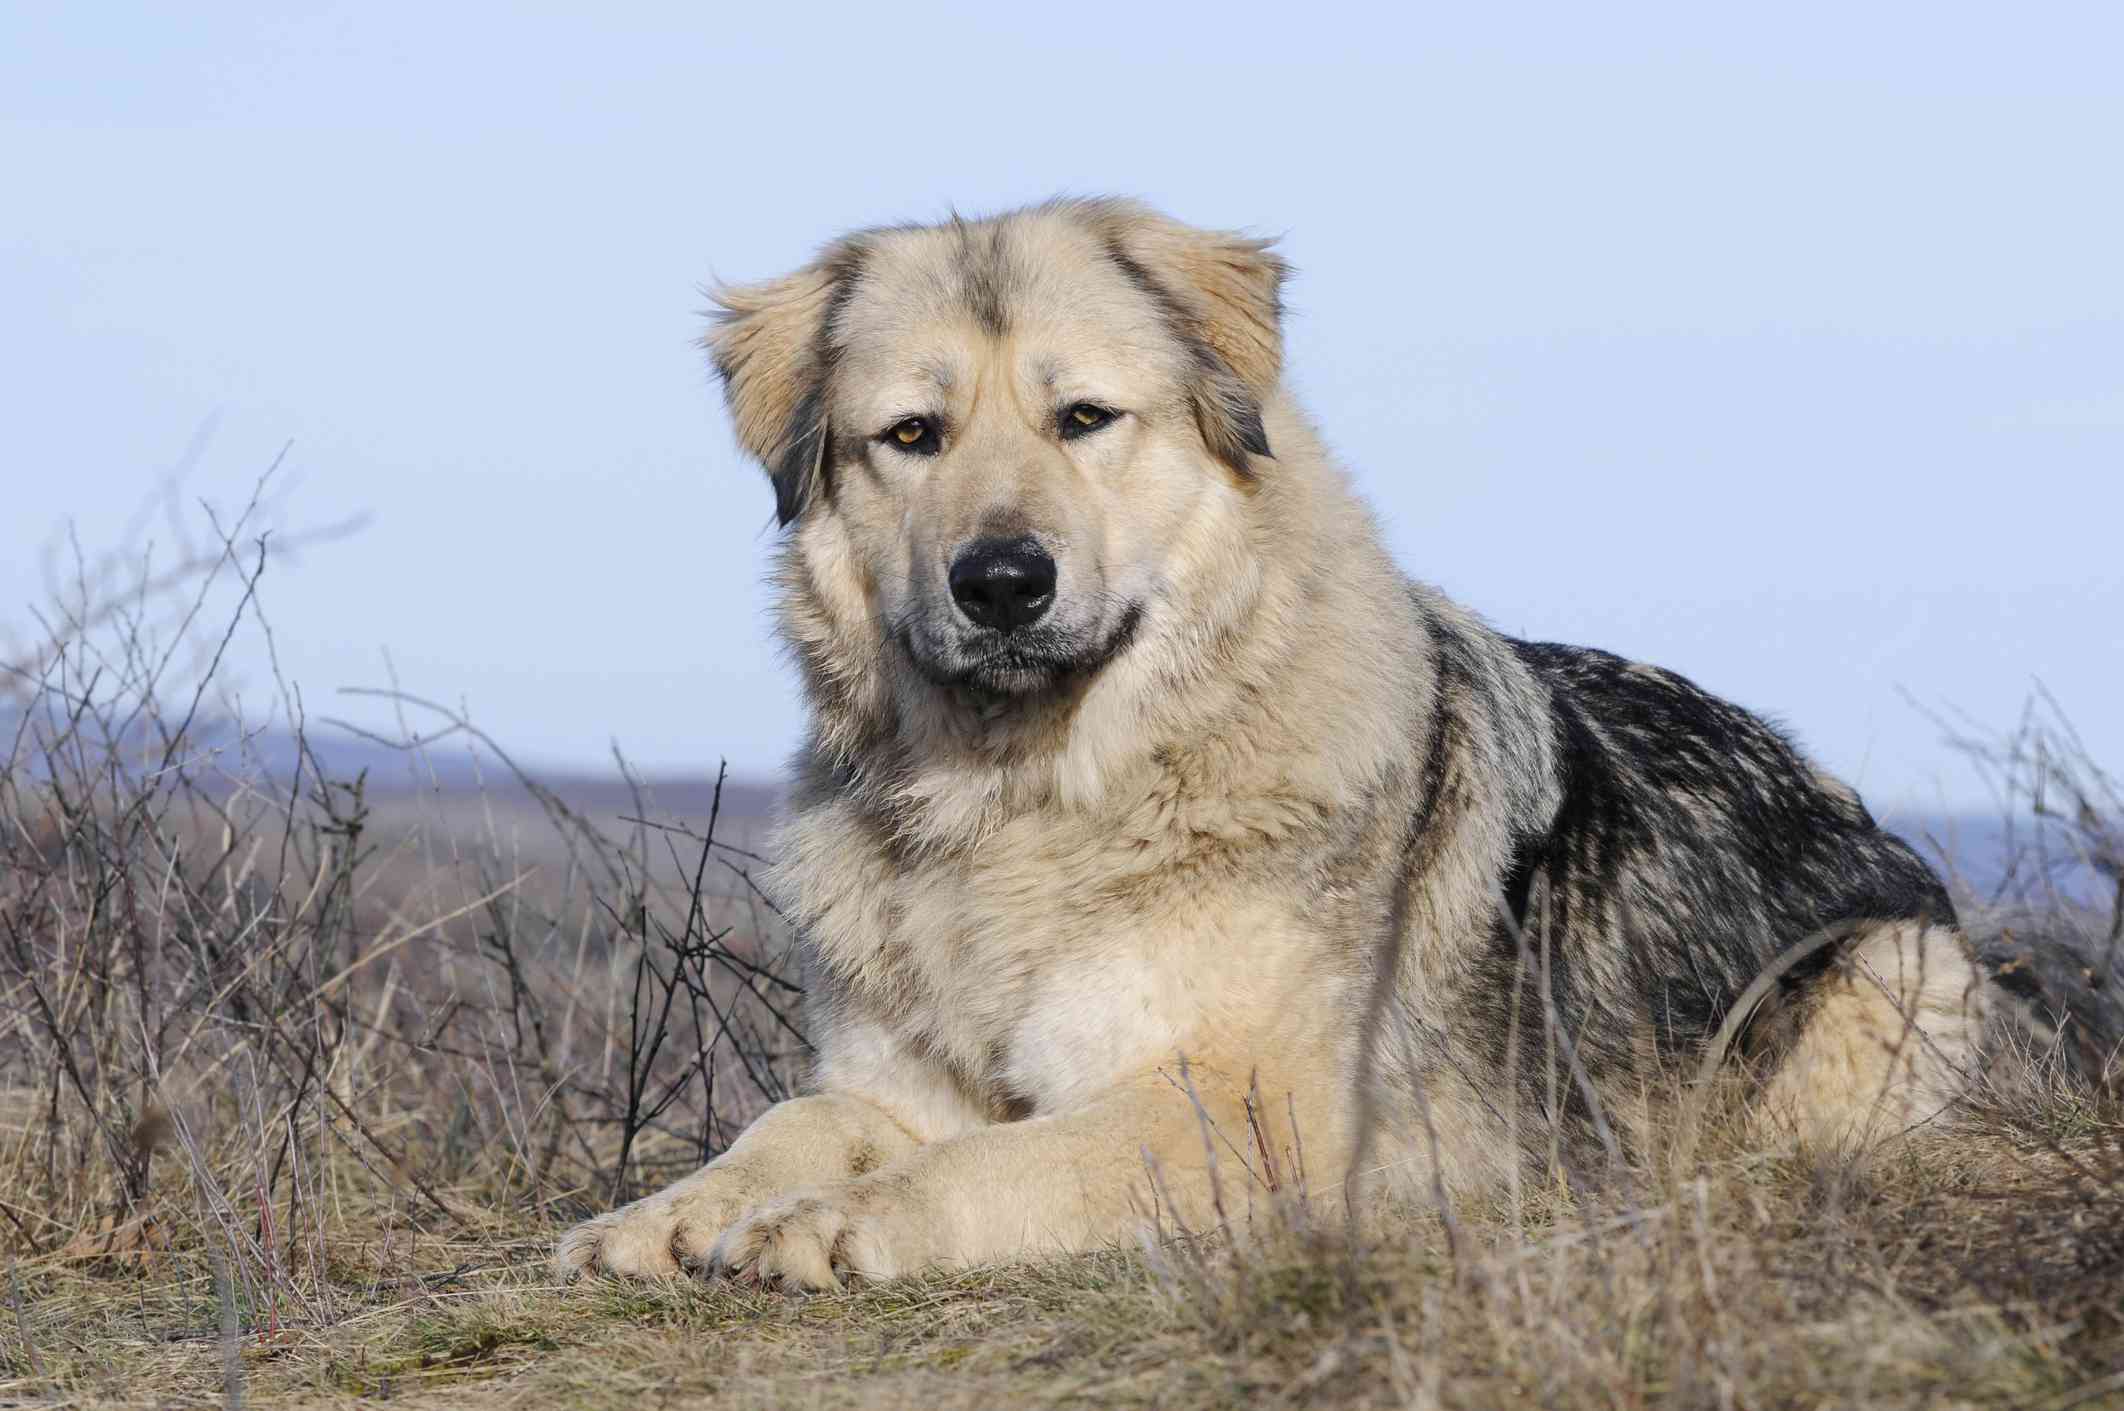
1972, 905, 2124, 1088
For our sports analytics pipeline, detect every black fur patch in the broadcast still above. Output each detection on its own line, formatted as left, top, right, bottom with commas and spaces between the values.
771, 385, 827, 528
1506, 641, 1952, 1064
1423, 628, 1960, 1159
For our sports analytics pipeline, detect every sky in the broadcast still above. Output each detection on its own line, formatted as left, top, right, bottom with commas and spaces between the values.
3, 3, 2119, 813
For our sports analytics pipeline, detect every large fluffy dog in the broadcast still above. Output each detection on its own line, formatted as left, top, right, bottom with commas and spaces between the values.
556, 199, 1990, 1289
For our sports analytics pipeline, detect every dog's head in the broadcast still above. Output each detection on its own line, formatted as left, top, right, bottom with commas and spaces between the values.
707, 199, 1288, 717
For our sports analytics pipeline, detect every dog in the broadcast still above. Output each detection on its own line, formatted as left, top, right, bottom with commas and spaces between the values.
555, 198, 1991, 1290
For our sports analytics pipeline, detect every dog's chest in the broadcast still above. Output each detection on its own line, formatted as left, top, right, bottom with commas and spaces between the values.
782, 805, 1307, 1110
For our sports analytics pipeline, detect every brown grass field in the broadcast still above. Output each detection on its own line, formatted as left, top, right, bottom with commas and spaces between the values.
3, 497, 2120, 1409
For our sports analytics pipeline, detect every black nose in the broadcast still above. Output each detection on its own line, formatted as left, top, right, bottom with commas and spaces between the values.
949, 536, 1057, 632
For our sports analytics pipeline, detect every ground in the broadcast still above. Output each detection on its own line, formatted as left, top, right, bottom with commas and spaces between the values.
12, 1085, 2124, 1410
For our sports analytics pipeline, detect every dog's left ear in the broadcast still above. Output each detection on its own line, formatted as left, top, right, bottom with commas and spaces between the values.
703, 242, 862, 526
1096, 205, 1289, 476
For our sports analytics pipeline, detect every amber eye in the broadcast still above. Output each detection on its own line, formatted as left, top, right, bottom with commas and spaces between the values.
1060, 403, 1115, 439
881, 417, 940, 455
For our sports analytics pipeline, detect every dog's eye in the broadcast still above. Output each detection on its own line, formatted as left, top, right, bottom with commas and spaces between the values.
1060, 403, 1116, 439
881, 418, 940, 456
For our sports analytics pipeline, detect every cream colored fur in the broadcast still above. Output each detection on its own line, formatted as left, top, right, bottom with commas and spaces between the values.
1754, 922, 1989, 1149
554, 200, 1984, 1290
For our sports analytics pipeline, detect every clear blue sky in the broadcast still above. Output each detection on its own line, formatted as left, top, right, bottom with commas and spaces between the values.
4, 3, 2118, 812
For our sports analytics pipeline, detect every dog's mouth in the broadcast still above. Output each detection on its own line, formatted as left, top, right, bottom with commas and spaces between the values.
900, 601, 1144, 699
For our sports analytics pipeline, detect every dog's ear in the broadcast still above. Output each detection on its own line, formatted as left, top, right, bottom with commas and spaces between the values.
1094, 204, 1289, 476
703, 244, 862, 526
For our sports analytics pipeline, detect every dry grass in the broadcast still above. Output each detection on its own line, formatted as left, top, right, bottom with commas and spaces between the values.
9, 1091, 2122, 1409
3, 483, 2120, 1409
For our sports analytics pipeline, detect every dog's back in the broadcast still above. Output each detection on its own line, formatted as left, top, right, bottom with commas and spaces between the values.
1383, 615, 1983, 1168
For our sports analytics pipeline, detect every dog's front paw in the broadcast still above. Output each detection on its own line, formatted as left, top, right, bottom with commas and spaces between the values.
553, 1175, 774, 1281
707, 1181, 938, 1292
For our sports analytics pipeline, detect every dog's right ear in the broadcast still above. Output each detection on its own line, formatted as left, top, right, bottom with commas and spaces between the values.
703, 244, 862, 526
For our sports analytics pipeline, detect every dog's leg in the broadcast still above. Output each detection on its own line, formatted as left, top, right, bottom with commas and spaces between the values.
1753, 920, 1989, 1151
706, 1058, 1341, 1290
